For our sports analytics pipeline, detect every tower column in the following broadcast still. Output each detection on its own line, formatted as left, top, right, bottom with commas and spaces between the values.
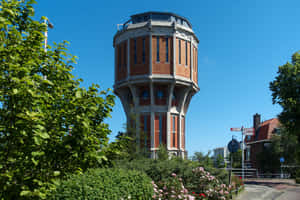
172, 29, 176, 76
127, 38, 130, 79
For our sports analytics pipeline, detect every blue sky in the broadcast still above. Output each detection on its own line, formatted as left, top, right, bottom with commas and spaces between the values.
34, 0, 300, 156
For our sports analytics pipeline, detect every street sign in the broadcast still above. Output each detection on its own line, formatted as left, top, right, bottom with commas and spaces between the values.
243, 132, 254, 136
280, 157, 285, 163
243, 128, 254, 132
227, 139, 240, 153
230, 128, 241, 132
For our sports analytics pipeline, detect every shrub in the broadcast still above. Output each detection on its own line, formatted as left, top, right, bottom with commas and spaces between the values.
152, 173, 194, 200
187, 167, 232, 200
115, 158, 229, 186
50, 168, 153, 200
231, 174, 244, 189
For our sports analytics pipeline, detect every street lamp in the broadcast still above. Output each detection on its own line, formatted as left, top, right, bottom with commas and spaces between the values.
42, 17, 54, 52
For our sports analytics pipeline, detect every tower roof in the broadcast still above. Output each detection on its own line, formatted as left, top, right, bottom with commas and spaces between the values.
127, 11, 192, 29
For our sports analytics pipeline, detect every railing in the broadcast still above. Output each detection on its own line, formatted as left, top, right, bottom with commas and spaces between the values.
225, 168, 258, 178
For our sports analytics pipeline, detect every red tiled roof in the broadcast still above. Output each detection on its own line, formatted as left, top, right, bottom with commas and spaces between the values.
245, 118, 280, 143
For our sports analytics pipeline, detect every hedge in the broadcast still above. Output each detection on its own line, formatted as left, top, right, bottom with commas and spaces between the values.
50, 168, 153, 200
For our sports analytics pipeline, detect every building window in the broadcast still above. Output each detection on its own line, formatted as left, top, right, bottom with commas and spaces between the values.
141, 90, 149, 100
144, 115, 147, 147
118, 46, 121, 68
124, 43, 127, 67
156, 36, 160, 62
142, 38, 146, 64
165, 37, 169, 62
159, 115, 162, 144
134, 39, 137, 64
173, 115, 176, 147
185, 41, 188, 66
178, 39, 181, 64
172, 91, 176, 100
156, 90, 164, 99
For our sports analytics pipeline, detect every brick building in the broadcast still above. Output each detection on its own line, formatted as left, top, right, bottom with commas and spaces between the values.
245, 113, 280, 170
113, 12, 199, 158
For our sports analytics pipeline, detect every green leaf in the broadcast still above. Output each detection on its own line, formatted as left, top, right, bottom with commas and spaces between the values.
75, 90, 82, 98
0, 17, 6, 23
31, 158, 39, 166
31, 151, 45, 157
53, 171, 60, 176
39, 132, 50, 139
20, 190, 31, 196
12, 88, 18, 94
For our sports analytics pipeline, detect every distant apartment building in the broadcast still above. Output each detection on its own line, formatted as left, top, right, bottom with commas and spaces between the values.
213, 146, 229, 165
245, 113, 280, 170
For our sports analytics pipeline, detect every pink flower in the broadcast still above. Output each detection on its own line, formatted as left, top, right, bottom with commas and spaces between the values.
171, 173, 177, 177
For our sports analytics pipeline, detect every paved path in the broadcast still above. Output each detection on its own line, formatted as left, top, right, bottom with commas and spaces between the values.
236, 179, 300, 200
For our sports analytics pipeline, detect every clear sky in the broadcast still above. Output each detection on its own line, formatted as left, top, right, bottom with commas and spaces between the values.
34, 0, 300, 156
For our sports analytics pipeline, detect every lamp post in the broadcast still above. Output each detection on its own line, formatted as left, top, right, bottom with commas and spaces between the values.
43, 17, 54, 52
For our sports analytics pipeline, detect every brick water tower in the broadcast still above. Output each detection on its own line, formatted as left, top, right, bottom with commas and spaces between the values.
113, 12, 199, 158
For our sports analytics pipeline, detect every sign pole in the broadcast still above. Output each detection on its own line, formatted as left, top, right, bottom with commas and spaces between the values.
229, 136, 233, 185
241, 126, 245, 180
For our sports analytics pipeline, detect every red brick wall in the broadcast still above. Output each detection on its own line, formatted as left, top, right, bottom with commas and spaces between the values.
116, 41, 127, 81
170, 114, 179, 148
176, 38, 191, 79
140, 114, 151, 149
152, 36, 173, 75
154, 113, 166, 148
130, 36, 149, 76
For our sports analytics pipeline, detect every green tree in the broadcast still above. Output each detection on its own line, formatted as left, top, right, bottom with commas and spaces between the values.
229, 149, 242, 168
0, 0, 115, 199
270, 51, 300, 144
214, 154, 226, 168
192, 151, 214, 167
257, 128, 298, 174
270, 51, 300, 178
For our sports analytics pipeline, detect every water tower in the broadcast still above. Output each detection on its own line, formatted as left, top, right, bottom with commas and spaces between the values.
113, 12, 199, 158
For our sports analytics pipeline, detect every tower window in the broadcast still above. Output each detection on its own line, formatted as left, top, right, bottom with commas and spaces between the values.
159, 115, 163, 144
118, 46, 121, 68
144, 115, 147, 147
156, 36, 160, 62
142, 38, 146, 64
172, 91, 176, 100
165, 37, 169, 62
134, 39, 137, 64
178, 39, 181, 64
157, 90, 164, 99
185, 41, 188, 66
141, 90, 149, 100
173, 115, 176, 147
124, 43, 127, 67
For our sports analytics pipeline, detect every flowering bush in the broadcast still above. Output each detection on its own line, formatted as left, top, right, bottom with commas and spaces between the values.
152, 173, 195, 200
231, 175, 244, 189
187, 167, 232, 200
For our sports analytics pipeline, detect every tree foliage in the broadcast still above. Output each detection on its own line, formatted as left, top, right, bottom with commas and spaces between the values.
0, 0, 115, 199
270, 51, 300, 141
192, 151, 214, 168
